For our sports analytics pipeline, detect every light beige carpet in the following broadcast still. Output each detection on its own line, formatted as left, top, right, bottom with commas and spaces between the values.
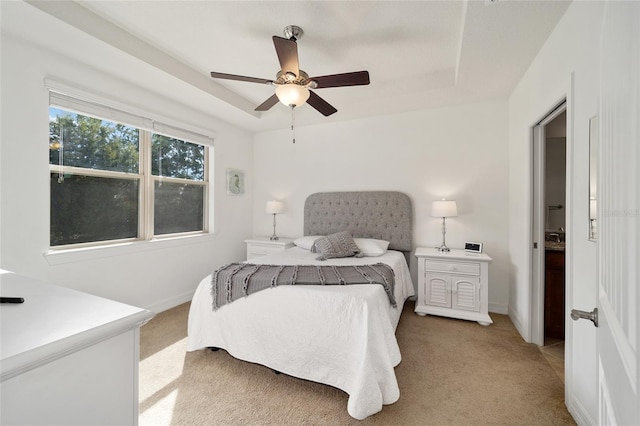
139, 302, 575, 425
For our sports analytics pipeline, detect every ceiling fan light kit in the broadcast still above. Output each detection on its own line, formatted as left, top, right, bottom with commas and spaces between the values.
275, 84, 310, 107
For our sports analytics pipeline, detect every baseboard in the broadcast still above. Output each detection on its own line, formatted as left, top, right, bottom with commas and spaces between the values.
566, 393, 594, 426
508, 305, 530, 342
145, 290, 194, 314
489, 302, 508, 315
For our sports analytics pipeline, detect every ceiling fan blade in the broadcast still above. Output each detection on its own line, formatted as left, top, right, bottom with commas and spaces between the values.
255, 94, 280, 112
307, 91, 337, 117
273, 36, 299, 77
210, 72, 273, 85
310, 71, 370, 89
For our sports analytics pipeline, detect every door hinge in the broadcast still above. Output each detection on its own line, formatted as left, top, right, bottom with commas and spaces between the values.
533, 242, 538, 249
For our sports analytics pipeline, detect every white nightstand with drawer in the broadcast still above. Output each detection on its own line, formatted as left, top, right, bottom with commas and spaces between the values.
414, 247, 492, 325
245, 237, 294, 261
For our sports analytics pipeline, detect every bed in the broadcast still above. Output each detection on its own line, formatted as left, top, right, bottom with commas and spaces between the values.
187, 191, 415, 420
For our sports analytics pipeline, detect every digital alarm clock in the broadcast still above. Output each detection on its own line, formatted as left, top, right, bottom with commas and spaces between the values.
464, 242, 483, 253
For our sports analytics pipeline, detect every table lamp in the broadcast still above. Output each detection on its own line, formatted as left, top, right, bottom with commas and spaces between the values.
431, 199, 458, 252
266, 200, 285, 240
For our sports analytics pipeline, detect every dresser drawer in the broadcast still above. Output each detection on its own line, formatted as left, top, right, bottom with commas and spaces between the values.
425, 260, 480, 275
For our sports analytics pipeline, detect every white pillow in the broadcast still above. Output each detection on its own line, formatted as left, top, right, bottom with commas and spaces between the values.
293, 235, 321, 251
353, 238, 390, 257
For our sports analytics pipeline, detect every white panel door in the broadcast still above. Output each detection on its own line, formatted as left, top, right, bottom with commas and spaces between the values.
596, 2, 639, 424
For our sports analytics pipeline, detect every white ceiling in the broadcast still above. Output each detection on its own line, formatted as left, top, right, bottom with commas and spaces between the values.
9, 0, 571, 132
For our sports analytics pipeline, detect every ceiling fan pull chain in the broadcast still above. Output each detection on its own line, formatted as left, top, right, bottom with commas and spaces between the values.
291, 105, 296, 144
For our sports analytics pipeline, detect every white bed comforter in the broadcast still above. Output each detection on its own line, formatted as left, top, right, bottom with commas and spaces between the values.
187, 247, 415, 420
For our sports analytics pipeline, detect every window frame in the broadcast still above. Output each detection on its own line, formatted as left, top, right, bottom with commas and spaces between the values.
48, 89, 213, 251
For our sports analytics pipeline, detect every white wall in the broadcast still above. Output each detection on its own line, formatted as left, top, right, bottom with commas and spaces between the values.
545, 137, 567, 231
253, 101, 510, 313
508, 1, 604, 423
0, 33, 254, 312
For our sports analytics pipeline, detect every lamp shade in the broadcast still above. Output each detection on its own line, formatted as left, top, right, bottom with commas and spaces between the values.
431, 200, 458, 218
265, 200, 285, 214
276, 84, 310, 107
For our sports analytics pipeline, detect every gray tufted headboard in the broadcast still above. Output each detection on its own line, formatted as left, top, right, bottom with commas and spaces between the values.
304, 191, 412, 253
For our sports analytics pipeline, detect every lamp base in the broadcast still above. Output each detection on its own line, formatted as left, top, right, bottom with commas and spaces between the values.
270, 213, 279, 240
437, 217, 451, 252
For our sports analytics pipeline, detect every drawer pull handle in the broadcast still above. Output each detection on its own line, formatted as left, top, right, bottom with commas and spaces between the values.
448, 265, 456, 271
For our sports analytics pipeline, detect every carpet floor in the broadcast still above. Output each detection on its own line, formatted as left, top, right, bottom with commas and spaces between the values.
139, 301, 575, 425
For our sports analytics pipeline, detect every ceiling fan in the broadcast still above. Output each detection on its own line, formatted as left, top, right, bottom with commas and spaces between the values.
210, 25, 370, 117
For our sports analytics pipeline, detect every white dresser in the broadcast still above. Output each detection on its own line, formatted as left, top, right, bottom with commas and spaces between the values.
0, 270, 154, 425
414, 247, 492, 325
245, 237, 294, 260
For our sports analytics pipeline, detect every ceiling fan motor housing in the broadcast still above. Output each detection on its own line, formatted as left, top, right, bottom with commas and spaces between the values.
276, 69, 309, 85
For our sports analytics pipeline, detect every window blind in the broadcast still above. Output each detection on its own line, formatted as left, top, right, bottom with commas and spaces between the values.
152, 122, 213, 147
49, 91, 152, 130
48, 86, 214, 147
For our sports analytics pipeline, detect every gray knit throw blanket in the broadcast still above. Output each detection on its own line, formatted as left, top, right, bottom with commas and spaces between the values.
211, 263, 396, 311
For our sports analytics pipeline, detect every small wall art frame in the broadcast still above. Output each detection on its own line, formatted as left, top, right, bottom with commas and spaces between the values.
226, 168, 245, 195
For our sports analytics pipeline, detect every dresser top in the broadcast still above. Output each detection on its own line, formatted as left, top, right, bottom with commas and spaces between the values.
0, 269, 154, 380
415, 247, 492, 262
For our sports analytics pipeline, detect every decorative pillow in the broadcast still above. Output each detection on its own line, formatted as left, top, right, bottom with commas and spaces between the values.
313, 231, 364, 261
293, 235, 321, 251
353, 238, 390, 257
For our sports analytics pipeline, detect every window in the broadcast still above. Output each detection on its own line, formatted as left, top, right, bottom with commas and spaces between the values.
151, 134, 206, 236
49, 93, 211, 248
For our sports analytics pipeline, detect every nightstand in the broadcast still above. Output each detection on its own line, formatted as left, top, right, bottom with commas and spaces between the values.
414, 247, 493, 325
245, 237, 295, 261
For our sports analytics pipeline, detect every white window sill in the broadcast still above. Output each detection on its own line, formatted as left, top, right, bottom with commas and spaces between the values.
44, 233, 217, 265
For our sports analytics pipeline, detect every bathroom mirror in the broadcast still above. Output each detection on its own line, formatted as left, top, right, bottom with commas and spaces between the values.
589, 116, 598, 241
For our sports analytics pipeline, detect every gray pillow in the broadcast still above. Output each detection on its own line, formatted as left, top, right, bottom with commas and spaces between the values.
312, 231, 364, 261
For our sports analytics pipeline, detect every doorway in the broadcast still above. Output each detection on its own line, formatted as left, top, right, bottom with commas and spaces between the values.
531, 101, 567, 369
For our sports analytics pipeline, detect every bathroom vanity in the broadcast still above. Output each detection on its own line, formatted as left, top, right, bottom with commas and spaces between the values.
544, 240, 566, 340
